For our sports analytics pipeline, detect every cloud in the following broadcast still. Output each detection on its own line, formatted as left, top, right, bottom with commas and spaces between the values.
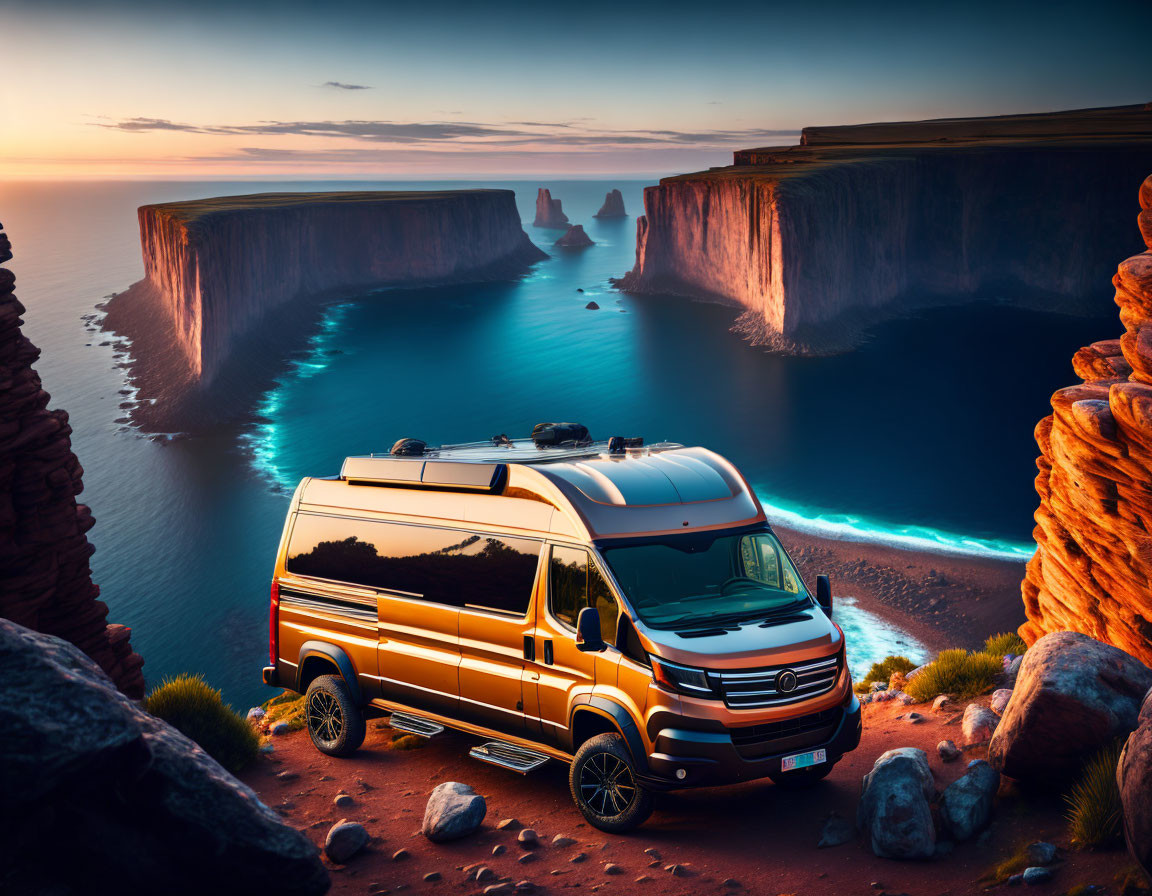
322, 81, 372, 90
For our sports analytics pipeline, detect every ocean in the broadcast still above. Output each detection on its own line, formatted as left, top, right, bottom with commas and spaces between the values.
0, 179, 1121, 708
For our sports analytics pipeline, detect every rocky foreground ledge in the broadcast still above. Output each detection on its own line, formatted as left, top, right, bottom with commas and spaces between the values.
103, 190, 546, 428
618, 103, 1152, 353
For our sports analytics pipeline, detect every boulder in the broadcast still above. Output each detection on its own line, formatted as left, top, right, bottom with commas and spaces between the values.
989, 631, 1152, 782
962, 704, 999, 745
0, 619, 328, 895
554, 225, 594, 248
594, 189, 626, 218
991, 689, 1013, 715
940, 760, 1000, 841
1026, 841, 1058, 866
857, 748, 936, 859
938, 739, 961, 762
422, 781, 487, 842
533, 188, 569, 228
325, 820, 369, 863
1118, 687, 1152, 877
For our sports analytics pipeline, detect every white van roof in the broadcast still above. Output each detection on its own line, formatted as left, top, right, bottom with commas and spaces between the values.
298, 439, 766, 541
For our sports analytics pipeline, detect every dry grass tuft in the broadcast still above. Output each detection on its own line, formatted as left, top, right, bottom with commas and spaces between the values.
145, 673, 260, 773
1066, 739, 1124, 849
905, 648, 1003, 702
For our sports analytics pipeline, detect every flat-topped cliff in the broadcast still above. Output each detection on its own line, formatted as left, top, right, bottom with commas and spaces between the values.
619, 104, 1152, 352
1021, 174, 1152, 666
103, 190, 545, 427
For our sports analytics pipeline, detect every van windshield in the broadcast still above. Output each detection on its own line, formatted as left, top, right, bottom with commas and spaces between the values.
599, 528, 811, 630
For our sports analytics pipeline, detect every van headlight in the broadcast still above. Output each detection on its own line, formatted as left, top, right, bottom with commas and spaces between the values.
650, 656, 717, 697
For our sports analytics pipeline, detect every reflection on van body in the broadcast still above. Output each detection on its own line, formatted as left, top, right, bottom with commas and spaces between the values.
264, 435, 862, 831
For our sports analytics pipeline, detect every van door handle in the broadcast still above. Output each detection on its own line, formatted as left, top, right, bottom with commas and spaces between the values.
523, 636, 535, 661
543, 639, 553, 665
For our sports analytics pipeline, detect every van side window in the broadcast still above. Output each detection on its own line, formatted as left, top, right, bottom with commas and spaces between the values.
285, 513, 539, 615
548, 545, 619, 646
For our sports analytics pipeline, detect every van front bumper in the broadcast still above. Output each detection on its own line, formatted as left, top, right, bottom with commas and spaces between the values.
638, 693, 862, 790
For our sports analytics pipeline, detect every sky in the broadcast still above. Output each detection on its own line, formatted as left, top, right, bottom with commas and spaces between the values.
2, 0, 1150, 179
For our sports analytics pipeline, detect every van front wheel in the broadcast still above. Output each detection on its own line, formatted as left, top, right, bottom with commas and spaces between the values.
305, 674, 366, 757
570, 733, 653, 833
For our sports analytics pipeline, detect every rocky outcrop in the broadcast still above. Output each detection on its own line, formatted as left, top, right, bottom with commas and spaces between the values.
554, 225, 594, 248
619, 104, 1152, 353
1118, 688, 1152, 878
0, 224, 143, 697
988, 631, 1152, 782
102, 191, 546, 421
533, 188, 569, 228
595, 189, 626, 218
1021, 174, 1152, 664
0, 619, 328, 895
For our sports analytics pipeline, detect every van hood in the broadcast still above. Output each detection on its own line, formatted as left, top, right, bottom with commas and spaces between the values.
635, 608, 842, 670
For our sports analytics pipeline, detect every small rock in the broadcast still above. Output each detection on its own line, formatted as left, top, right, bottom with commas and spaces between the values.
518, 853, 538, 865
515, 882, 535, 894
393, 848, 411, 861
723, 879, 741, 888
1025, 841, 1057, 866
634, 876, 652, 883
991, 689, 1013, 715
246, 707, 266, 721
334, 793, 354, 807
423, 872, 441, 882
1022, 867, 1052, 885
483, 885, 513, 896
492, 844, 506, 856
259, 743, 275, 754
325, 820, 369, 863
905, 712, 926, 723
570, 853, 586, 864
552, 834, 576, 847
1007, 873, 1025, 886
275, 770, 298, 781
422, 782, 486, 843
517, 829, 538, 847
897, 692, 916, 705
938, 740, 962, 762
961, 703, 999, 745
585, 301, 600, 310
941, 759, 1000, 841
497, 818, 520, 831
475, 867, 495, 882
643, 848, 661, 860
870, 681, 888, 692
271, 721, 291, 736
932, 695, 951, 712
817, 812, 854, 848
665, 863, 686, 877
604, 863, 622, 875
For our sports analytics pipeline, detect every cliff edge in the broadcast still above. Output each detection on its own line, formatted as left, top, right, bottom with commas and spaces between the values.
1021, 173, 1152, 666
0, 223, 144, 697
619, 103, 1152, 353
103, 190, 546, 427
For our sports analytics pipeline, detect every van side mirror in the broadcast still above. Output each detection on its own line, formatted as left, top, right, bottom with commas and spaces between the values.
816, 575, 833, 619
576, 607, 606, 652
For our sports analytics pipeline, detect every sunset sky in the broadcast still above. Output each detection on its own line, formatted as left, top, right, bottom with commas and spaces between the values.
3, 0, 1150, 179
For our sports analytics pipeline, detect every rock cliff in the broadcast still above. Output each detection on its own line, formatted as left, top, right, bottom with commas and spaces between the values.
595, 188, 626, 218
1020, 173, 1152, 666
102, 190, 546, 424
619, 104, 1152, 353
533, 188, 569, 228
0, 224, 144, 697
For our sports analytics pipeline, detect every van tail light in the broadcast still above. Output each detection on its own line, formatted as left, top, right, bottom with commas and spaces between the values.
268, 580, 280, 666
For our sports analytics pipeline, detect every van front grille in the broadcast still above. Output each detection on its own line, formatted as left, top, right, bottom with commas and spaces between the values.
729, 707, 841, 759
714, 653, 841, 709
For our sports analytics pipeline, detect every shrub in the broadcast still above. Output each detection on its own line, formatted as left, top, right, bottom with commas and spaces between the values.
984, 631, 1028, 657
859, 655, 916, 688
905, 648, 1003, 702
144, 674, 260, 773
1066, 739, 1125, 849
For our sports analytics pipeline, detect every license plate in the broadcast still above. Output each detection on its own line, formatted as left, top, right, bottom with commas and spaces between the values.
781, 749, 826, 772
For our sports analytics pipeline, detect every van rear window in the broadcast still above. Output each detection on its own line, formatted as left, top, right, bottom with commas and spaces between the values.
285, 514, 540, 615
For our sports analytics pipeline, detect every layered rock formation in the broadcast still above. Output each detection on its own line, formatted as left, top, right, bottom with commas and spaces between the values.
533, 188, 569, 228
0, 224, 144, 697
554, 224, 594, 248
619, 104, 1152, 353
594, 188, 626, 218
1020, 174, 1152, 665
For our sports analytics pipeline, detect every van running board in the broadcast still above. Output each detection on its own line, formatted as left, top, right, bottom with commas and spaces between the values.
469, 741, 550, 774
388, 711, 445, 738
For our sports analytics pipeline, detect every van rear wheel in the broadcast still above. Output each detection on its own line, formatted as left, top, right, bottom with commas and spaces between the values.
570, 733, 653, 833
305, 674, 366, 757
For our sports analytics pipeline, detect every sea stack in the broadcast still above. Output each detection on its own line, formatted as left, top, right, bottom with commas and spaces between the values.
1020, 172, 1152, 666
533, 188, 569, 228
554, 225, 594, 248
102, 190, 546, 426
619, 103, 1152, 353
594, 189, 626, 218
0, 223, 144, 697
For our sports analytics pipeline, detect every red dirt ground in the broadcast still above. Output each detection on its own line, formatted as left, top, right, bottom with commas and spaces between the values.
241, 696, 1134, 896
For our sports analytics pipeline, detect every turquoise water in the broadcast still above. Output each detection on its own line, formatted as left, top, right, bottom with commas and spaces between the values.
0, 179, 1119, 708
